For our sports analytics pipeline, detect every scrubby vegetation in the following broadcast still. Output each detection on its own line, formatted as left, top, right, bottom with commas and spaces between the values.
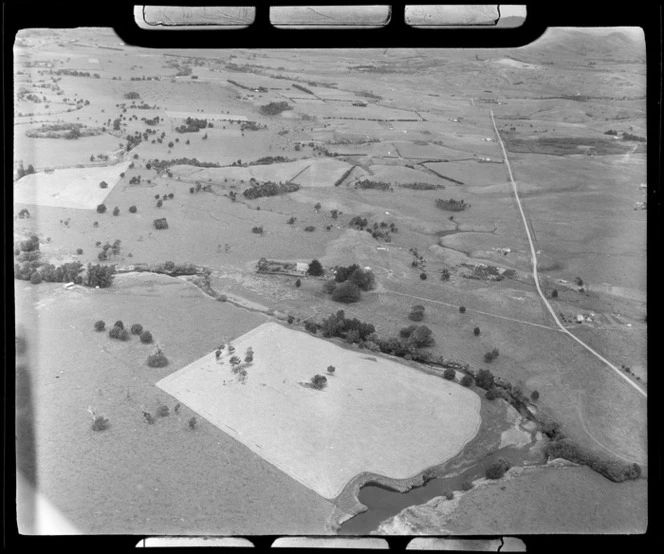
435, 198, 470, 212
259, 101, 292, 116
243, 180, 300, 200
147, 348, 169, 368
355, 179, 392, 191
485, 458, 511, 479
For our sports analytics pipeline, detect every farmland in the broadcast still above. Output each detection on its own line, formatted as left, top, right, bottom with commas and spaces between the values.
14, 26, 646, 536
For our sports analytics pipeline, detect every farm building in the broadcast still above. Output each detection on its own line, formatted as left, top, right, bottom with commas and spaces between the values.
295, 262, 310, 274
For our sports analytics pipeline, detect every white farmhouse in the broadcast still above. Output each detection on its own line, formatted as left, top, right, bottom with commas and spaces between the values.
295, 262, 310, 274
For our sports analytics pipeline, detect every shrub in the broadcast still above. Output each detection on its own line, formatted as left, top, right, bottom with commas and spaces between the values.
93, 221, 99, 227
304, 226, 316, 232
473, 327, 481, 336
129, 205, 137, 213
295, 279, 301, 288
76, 248, 83, 255
156, 404, 169, 417
459, 306, 466, 314
531, 390, 540, 401
91, 415, 110, 431
140, 330, 153, 344
94, 320, 105, 332
188, 416, 198, 430
130, 323, 143, 335
305, 321, 318, 334
443, 368, 456, 381
156, 200, 163, 208
485, 458, 510, 480
287, 216, 296, 224
96, 204, 107, 213
409, 305, 425, 322
113, 206, 120, 216
99, 181, 108, 189
420, 272, 427, 280
461, 480, 474, 491
461, 374, 473, 387
147, 348, 169, 368
153, 218, 168, 230
331, 281, 361, 303
327, 365, 336, 375
252, 226, 264, 235
551, 289, 558, 298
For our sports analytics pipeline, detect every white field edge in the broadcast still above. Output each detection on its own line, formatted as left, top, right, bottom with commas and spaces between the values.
490, 109, 647, 398
157, 322, 482, 500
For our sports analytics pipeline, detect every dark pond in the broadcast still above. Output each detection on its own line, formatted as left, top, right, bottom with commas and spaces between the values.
338, 444, 537, 535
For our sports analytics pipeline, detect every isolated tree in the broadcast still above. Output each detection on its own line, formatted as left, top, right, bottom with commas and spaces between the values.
409, 305, 425, 322
307, 259, 324, 276
310, 374, 328, 390
408, 325, 435, 348
551, 289, 558, 298
531, 390, 540, 402
140, 330, 153, 344
94, 320, 106, 332
147, 348, 169, 368
113, 206, 120, 216
295, 278, 301, 288
129, 205, 137, 213
327, 365, 335, 375
314, 202, 321, 211
420, 272, 427, 280
473, 326, 481, 336
130, 323, 143, 335
443, 368, 456, 380
459, 306, 466, 313
156, 200, 163, 208
287, 216, 296, 224
99, 181, 108, 189
461, 374, 473, 387
96, 203, 107, 214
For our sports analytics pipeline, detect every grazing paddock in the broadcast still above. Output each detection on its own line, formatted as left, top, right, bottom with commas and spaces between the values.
157, 322, 482, 500
14, 161, 131, 210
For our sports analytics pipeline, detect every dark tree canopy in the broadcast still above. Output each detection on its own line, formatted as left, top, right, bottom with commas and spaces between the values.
307, 259, 324, 276
331, 281, 361, 303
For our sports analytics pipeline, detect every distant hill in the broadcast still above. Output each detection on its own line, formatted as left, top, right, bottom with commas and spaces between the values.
523, 28, 645, 63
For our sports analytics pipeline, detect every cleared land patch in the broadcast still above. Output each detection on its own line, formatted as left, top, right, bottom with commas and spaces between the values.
14, 161, 130, 210
157, 322, 481, 499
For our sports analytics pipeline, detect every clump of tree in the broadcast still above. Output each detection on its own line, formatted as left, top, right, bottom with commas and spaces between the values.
330, 281, 362, 303
398, 324, 435, 348
243, 180, 300, 200
443, 368, 456, 381
85, 263, 116, 288
252, 226, 264, 235
355, 179, 392, 191
484, 348, 500, 363
475, 368, 495, 390
409, 305, 425, 322
287, 216, 296, 225
96, 204, 107, 214
109, 324, 130, 341
349, 216, 368, 229
147, 348, 169, 368
544, 437, 641, 483
130, 323, 143, 335
259, 101, 292, 116
304, 226, 316, 232
485, 458, 511, 480
333, 264, 375, 291
175, 117, 209, 133
435, 198, 469, 212
320, 310, 376, 344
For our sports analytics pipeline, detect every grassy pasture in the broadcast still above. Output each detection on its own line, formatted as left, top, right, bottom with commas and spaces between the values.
14, 275, 339, 534
158, 322, 482, 500
14, 161, 130, 210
